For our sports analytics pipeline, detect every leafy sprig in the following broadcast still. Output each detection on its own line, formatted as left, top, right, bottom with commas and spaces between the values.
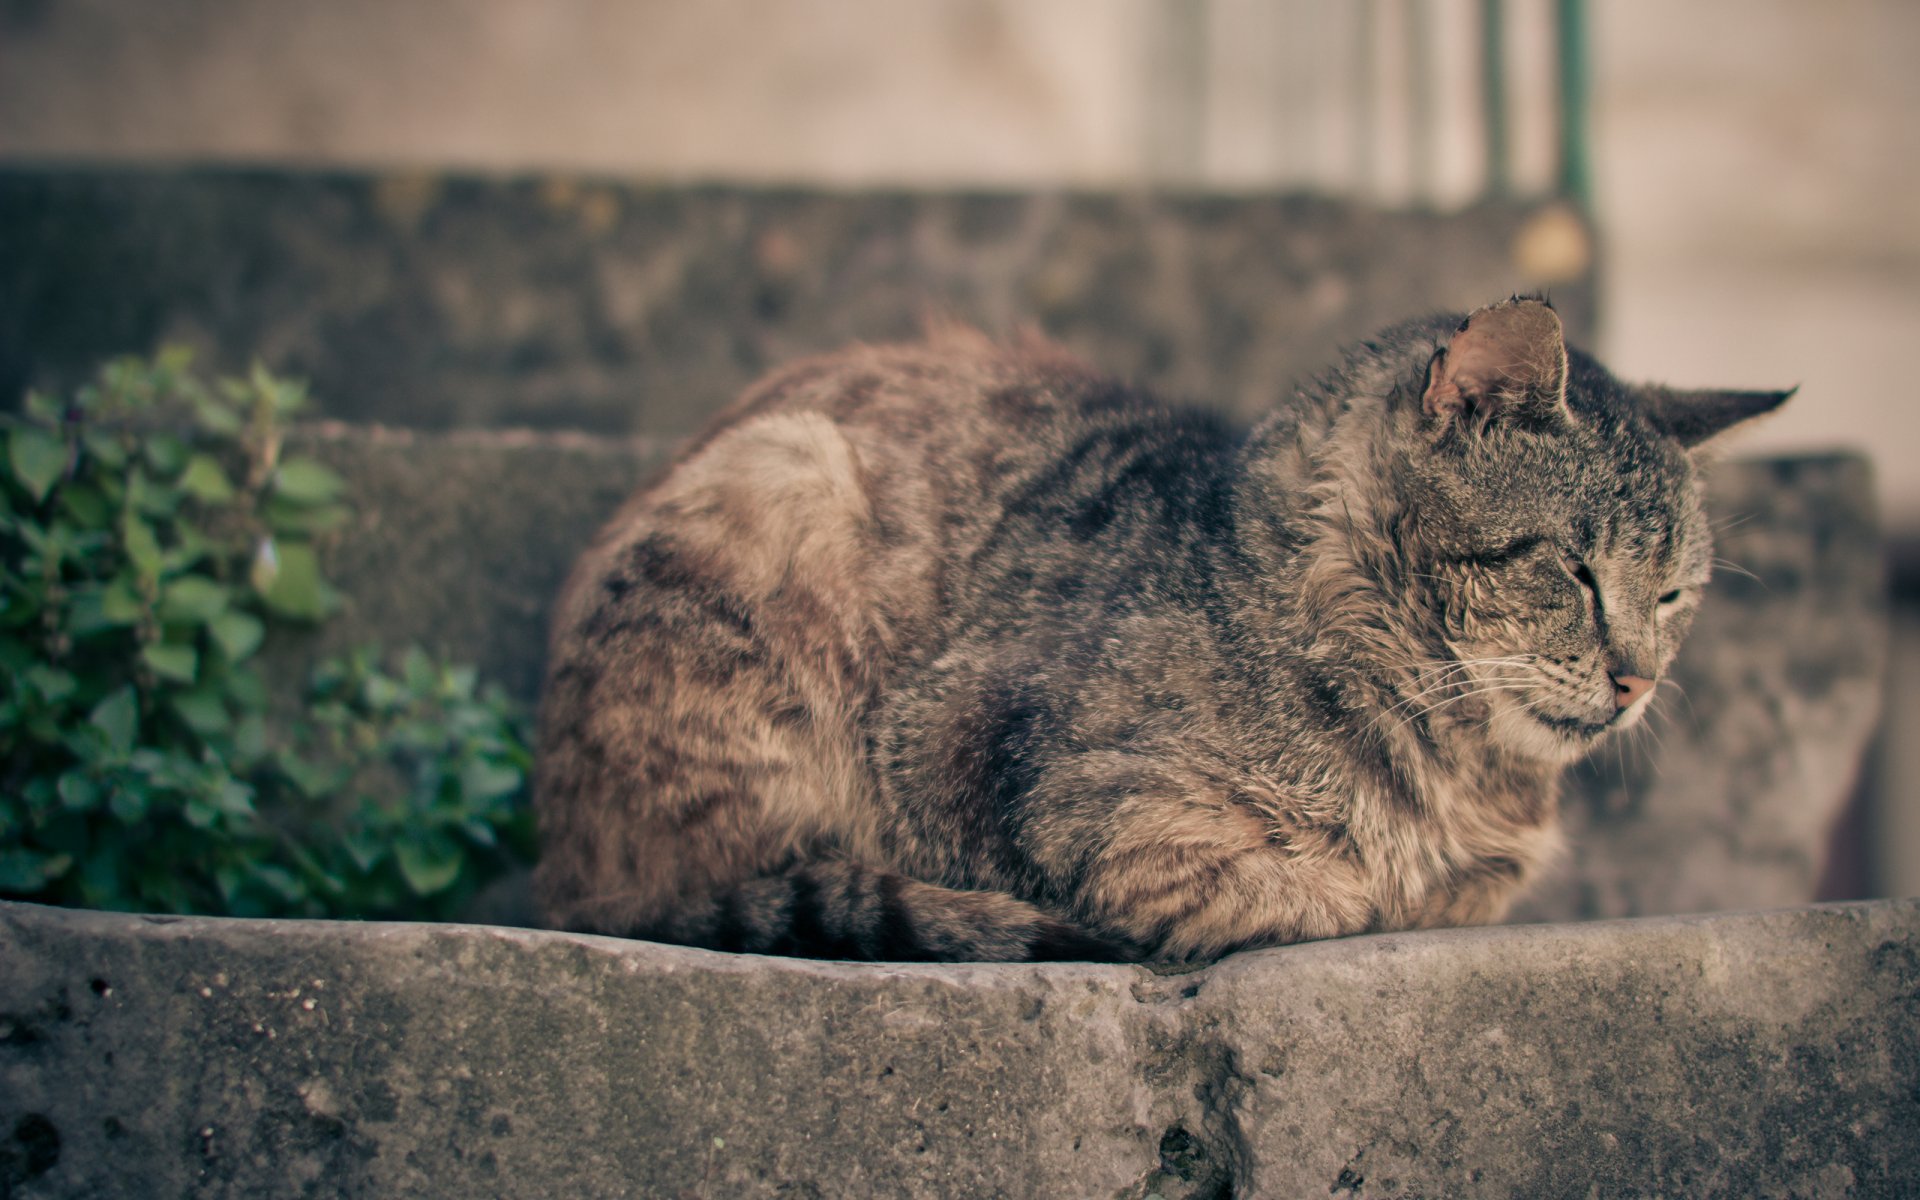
0, 350, 533, 919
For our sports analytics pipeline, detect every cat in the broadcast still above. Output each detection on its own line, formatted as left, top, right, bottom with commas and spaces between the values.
531, 298, 1789, 963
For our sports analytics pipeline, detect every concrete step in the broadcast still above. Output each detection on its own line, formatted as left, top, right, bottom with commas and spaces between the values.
2, 897, 1914, 1197
0, 167, 1596, 436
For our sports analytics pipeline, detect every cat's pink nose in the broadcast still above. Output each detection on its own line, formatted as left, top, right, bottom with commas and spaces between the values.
1611, 673, 1655, 709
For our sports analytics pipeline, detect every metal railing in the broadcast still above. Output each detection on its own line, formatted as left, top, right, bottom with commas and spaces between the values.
1146, 0, 1591, 209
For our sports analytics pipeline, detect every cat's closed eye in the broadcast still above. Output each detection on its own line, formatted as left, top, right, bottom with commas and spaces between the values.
1565, 557, 1600, 601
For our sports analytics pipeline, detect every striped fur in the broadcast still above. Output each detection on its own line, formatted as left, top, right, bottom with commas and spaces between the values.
533, 303, 1788, 961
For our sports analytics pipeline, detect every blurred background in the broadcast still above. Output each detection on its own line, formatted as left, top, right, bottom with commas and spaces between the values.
2, 0, 1914, 898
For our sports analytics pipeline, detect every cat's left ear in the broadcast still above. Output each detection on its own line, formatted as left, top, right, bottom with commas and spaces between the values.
1641, 385, 1796, 449
1421, 298, 1570, 431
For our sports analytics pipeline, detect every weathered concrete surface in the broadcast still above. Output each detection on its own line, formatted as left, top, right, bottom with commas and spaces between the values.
282, 426, 1883, 920
0, 167, 1595, 436
1, 899, 1915, 1198
266, 424, 679, 705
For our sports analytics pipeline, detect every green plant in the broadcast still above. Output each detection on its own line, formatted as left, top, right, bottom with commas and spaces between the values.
0, 350, 534, 919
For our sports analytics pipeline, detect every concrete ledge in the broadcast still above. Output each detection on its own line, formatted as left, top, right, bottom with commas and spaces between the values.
2, 899, 1915, 1197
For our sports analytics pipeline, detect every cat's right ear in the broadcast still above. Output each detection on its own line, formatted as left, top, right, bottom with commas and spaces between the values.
1641, 385, 1796, 450
1421, 299, 1571, 432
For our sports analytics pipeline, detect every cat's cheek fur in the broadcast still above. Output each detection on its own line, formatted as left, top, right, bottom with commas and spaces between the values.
1486, 697, 1593, 765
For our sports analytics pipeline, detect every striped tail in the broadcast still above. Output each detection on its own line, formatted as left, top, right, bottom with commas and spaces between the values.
644, 860, 1122, 963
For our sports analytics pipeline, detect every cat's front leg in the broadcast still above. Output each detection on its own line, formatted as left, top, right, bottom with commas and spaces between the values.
1026, 756, 1376, 961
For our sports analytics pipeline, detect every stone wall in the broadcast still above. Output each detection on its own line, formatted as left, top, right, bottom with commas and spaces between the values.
0, 168, 1595, 437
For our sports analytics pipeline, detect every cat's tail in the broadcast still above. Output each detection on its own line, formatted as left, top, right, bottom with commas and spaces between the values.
633, 860, 1122, 963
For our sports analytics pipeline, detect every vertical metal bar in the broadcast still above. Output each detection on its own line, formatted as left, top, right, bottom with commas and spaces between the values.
1480, 0, 1509, 197
1355, 0, 1379, 198
1145, 0, 1211, 185
1555, 0, 1592, 206
1406, 0, 1436, 206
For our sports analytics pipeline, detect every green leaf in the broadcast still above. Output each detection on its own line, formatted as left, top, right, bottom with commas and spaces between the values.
225, 667, 266, 710
168, 688, 231, 735
394, 836, 464, 897
82, 429, 128, 469
276, 753, 340, 800
58, 483, 111, 528
143, 434, 190, 477
8, 428, 68, 503
24, 390, 62, 423
121, 510, 165, 582
167, 520, 215, 568
263, 497, 351, 535
107, 781, 148, 824
446, 664, 478, 700
252, 363, 309, 417
104, 576, 147, 623
128, 469, 181, 518
361, 672, 403, 712
272, 458, 346, 506
249, 862, 305, 903
24, 664, 77, 706
57, 771, 101, 812
461, 819, 499, 849
249, 537, 280, 594
155, 344, 196, 374
231, 713, 267, 765
157, 575, 229, 625
178, 454, 236, 503
458, 758, 523, 804
207, 610, 265, 663
401, 646, 436, 694
341, 832, 385, 874
89, 687, 139, 756
19, 776, 56, 816
193, 395, 244, 436
256, 540, 336, 621
64, 589, 113, 636
184, 794, 219, 829
141, 641, 199, 684
214, 777, 255, 816
0, 848, 70, 892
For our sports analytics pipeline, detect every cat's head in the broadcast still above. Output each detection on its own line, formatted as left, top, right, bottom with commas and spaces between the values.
1372, 298, 1791, 764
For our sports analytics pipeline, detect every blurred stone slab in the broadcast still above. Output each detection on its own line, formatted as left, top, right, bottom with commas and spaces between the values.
0, 167, 1595, 435
286, 427, 1882, 920
3, 898, 1914, 1198
266, 424, 676, 705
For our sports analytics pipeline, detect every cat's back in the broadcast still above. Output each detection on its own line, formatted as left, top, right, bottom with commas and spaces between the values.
551, 330, 1151, 638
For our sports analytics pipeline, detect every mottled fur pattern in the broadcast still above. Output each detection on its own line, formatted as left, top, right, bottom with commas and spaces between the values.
533, 300, 1789, 962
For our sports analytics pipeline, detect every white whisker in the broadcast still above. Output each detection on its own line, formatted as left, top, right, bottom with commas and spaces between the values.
1381, 684, 1534, 735
1710, 556, 1765, 588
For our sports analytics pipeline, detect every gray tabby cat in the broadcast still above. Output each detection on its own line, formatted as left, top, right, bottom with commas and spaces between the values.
532, 298, 1788, 962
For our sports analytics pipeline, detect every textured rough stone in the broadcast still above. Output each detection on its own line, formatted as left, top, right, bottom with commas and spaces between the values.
1, 899, 1915, 1198
265, 424, 676, 706
0, 167, 1595, 436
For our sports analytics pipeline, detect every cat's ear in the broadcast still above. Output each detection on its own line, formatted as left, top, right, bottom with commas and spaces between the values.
1421, 299, 1570, 431
1641, 385, 1796, 449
